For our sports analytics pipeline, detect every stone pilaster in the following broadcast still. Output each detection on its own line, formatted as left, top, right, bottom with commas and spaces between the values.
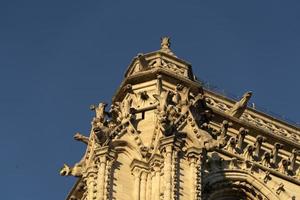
94, 146, 116, 200
149, 155, 163, 200
140, 172, 148, 200
187, 147, 206, 200
151, 168, 160, 200
130, 160, 149, 200
159, 135, 182, 200
146, 173, 151, 200
82, 165, 98, 200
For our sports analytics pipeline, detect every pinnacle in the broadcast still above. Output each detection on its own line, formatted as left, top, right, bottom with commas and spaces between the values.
160, 36, 175, 56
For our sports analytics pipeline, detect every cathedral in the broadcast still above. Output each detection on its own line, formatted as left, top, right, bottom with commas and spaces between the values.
60, 37, 300, 200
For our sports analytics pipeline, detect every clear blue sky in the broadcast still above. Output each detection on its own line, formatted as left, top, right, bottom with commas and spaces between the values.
0, 1, 299, 199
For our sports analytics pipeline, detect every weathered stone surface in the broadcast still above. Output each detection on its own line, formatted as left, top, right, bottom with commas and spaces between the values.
61, 38, 300, 200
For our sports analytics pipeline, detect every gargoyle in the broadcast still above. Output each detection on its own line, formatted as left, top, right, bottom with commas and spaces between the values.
110, 102, 122, 123
261, 152, 272, 167
121, 98, 133, 121
110, 99, 134, 124
198, 129, 227, 151
220, 120, 231, 138
61, 103, 112, 178
90, 102, 109, 123
60, 163, 83, 177
137, 53, 149, 70
190, 91, 213, 126
243, 144, 254, 160
225, 137, 237, 153
74, 132, 89, 145
157, 111, 175, 137
228, 91, 252, 118
288, 149, 300, 173
60, 132, 92, 177
278, 159, 290, 174
192, 92, 206, 110
92, 118, 111, 146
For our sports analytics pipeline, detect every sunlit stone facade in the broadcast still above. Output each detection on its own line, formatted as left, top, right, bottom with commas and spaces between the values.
60, 38, 300, 200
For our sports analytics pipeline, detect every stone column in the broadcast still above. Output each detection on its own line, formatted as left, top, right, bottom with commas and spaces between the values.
83, 165, 98, 200
187, 148, 206, 200
146, 173, 151, 200
94, 146, 116, 200
152, 168, 161, 200
149, 155, 163, 200
133, 170, 141, 200
140, 172, 148, 200
159, 135, 182, 200
98, 160, 106, 200
104, 159, 114, 200
172, 150, 180, 200
131, 159, 149, 200
196, 150, 206, 200
164, 145, 173, 200
189, 157, 197, 200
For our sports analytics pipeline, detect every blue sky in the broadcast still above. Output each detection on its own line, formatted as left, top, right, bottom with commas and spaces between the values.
0, 1, 299, 199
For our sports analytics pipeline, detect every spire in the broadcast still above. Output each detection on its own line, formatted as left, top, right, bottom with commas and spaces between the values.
160, 36, 175, 56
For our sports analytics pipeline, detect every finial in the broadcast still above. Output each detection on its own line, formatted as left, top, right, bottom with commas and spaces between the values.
161, 36, 171, 50
160, 36, 174, 55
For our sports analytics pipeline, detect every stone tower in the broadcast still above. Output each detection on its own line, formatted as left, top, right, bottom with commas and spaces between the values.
60, 38, 300, 200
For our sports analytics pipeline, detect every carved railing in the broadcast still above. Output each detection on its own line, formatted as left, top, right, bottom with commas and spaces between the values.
201, 81, 300, 127
204, 92, 300, 143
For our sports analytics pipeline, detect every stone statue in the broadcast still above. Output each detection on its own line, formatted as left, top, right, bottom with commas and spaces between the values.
92, 118, 111, 146
74, 132, 89, 145
60, 104, 112, 178
278, 159, 290, 174
110, 102, 122, 123
137, 53, 149, 70
174, 84, 191, 113
161, 37, 170, 50
153, 90, 178, 136
228, 91, 252, 118
90, 102, 108, 123
120, 98, 133, 122
60, 132, 93, 177
225, 137, 237, 153
261, 152, 272, 167
60, 163, 83, 177
160, 36, 174, 55
243, 144, 254, 160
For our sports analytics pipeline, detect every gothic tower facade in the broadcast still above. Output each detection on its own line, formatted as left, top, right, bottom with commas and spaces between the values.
60, 38, 300, 200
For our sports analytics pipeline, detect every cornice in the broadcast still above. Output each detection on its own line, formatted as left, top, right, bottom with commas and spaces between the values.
112, 67, 201, 102
204, 89, 300, 131
124, 51, 192, 78
204, 89, 300, 146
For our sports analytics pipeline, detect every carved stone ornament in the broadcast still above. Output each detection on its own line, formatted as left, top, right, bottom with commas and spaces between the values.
228, 91, 252, 118
61, 38, 300, 200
